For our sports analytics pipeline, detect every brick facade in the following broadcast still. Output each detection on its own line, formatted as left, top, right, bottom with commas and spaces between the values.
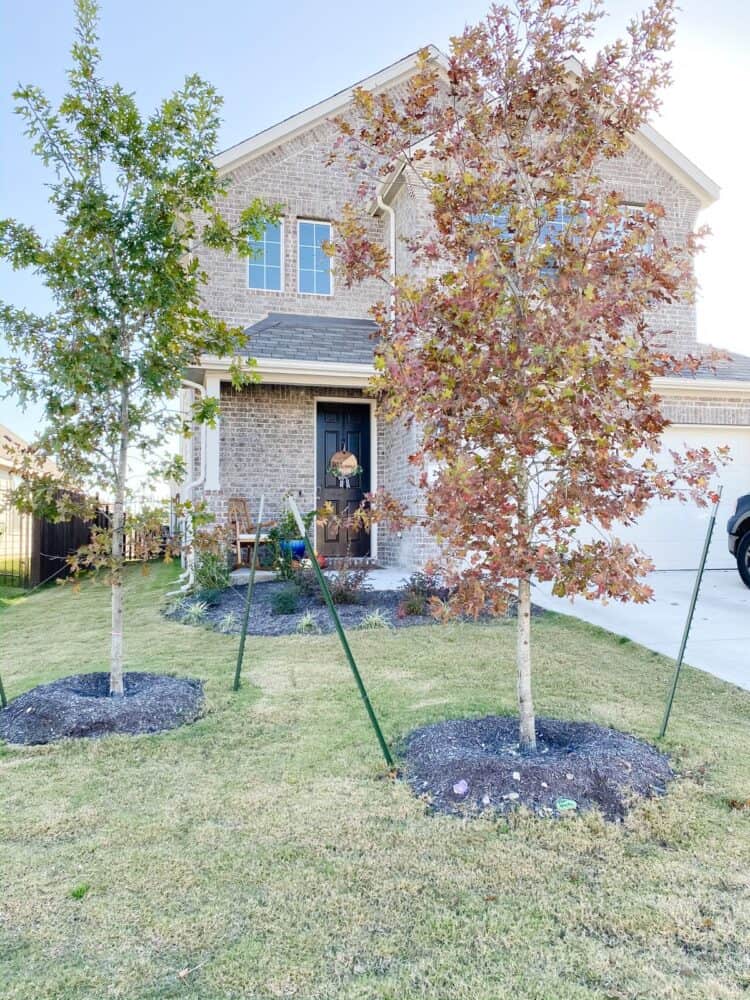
186, 55, 744, 569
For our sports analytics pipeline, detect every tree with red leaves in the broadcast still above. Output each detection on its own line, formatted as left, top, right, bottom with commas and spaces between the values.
328, 0, 724, 751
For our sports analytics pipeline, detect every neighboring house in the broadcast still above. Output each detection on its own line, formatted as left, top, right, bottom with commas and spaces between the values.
181, 46, 750, 571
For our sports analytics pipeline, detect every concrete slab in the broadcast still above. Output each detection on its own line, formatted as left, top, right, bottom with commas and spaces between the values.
533, 569, 750, 691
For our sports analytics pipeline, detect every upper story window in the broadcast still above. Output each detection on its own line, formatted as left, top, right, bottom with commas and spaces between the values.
248, 221, 283, 291
298, 220, 332, 296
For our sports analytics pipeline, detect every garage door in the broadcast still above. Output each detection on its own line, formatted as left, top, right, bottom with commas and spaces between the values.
616, 426, 750, 571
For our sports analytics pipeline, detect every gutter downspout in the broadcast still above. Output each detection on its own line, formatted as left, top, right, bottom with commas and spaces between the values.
168, 378, 207, 596
377, 192, 397, 321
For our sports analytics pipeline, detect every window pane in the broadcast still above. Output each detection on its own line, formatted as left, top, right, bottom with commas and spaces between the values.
265, 241, 281, 267
315, 223, 331, 245
299, 269, 315, 294
299, 244, 315, 270
266, 222, 281, 244
249, 263, 266, 289
299, 222, 315, 247
248, 238, 264, 256
265, 266, 281, 291
315, 248, 329, 271
315, 269, 331, 296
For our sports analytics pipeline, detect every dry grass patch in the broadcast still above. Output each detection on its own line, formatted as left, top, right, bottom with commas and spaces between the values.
1, 563, 750, 999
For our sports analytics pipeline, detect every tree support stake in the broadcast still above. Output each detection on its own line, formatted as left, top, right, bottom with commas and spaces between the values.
288, 498, 394, 768
659, 487, 722, 739
233, 495, 265, 692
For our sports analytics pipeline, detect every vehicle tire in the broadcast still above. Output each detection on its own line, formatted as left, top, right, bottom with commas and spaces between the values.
737, 532, 750, 589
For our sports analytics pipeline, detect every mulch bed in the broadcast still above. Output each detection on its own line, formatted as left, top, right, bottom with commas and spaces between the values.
0, 672, 205, 746
167, 580, 545, 637
402, 716, 673, 821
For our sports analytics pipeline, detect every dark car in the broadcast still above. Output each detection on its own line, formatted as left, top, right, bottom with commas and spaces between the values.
728, 494, 750, 588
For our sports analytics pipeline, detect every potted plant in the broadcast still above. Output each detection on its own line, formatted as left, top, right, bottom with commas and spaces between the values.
269, 508, 317, 578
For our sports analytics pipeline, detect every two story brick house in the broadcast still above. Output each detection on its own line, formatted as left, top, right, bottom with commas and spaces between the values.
181, 46, 750, 572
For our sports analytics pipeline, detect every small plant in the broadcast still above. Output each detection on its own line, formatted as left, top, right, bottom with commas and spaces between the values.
296, 611, 321, 635
356, 609, 390, 630
397, 570, 446, 617
327, 563, 370, 605
218, 612, 239, 634
194, 550, 230, 593
271, 585, 300, 616
69, 883, 90, 900
195, 587, 223, 607
183, 600, 209, 625
293, 562, 319, 597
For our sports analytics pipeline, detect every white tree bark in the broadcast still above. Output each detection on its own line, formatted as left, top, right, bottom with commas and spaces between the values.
516, 576, 536, 752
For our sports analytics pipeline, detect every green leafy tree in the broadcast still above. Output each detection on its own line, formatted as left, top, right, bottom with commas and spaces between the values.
0, 0, 276, 695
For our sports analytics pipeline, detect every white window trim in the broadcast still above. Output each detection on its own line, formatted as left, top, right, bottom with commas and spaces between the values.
247, 218, 285, 293
297, 219, 334, 297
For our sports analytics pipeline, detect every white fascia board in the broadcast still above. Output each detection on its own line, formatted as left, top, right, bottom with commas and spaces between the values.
656, 376, 750, 398
199, 356, 375, 388
631, 124, 720, 210
214, 46, 449, 177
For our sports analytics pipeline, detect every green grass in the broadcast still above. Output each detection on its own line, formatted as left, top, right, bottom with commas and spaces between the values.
2, 563, 750, 1000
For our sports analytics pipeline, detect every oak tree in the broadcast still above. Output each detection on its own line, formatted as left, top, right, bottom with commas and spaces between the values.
329, 0, 723, 750
0, 0, 275, 695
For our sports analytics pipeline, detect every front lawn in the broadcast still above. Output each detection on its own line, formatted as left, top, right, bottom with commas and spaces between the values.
2, 563, 750, 999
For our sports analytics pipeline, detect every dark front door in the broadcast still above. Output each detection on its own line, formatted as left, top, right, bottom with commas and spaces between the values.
316, 402, 371, 558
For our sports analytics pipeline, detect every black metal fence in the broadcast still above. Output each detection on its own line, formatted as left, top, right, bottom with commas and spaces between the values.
0, 488, 162, 590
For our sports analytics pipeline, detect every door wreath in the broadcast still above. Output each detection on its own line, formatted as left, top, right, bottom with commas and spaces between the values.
327, 449, 363, 488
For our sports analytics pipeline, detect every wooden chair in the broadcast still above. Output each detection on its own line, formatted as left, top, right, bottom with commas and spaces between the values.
227, 497, 269, 567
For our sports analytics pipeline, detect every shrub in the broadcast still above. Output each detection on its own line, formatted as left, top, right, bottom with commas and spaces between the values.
217, 612, 239, 634
295, 611, 320, 635
195, 587, 223, 607
356, 609, 390, 630
195, 550, 230, 593
293, 562, 319, 597
271, 585, 300, 616
183, 600, 209, 625
397, 570, 446, 617
327, 564, 370, 605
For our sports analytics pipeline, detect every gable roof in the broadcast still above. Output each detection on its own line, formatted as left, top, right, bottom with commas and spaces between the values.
243, 313, 377, 365
214, 46, 447, 176
214, 47, 719, 210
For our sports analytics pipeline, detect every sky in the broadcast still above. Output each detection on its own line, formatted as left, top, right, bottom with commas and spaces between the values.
1, 0, 748, 442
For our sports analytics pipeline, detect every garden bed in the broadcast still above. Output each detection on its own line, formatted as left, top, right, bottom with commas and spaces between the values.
167, 579, 545, 637
403, 715, 673, 821
0, 671, 205, 745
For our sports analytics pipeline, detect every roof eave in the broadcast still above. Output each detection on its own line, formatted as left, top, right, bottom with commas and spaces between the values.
214, 46, 449, 177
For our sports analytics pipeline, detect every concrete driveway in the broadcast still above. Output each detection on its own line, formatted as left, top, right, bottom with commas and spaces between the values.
533, 569, 750, 691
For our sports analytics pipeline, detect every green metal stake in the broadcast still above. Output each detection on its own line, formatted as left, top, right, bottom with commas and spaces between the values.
0, 674, 6, 709
659, 487, 723, 739
233, 495, 265, 692
288, 497, 394, 768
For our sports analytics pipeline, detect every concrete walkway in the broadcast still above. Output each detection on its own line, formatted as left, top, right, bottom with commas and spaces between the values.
533, 569, 750, 691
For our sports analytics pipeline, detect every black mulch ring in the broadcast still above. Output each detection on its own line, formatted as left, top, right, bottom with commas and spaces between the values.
402, 716, 673, 821
0, 672, 205, 746
166, 581, 546, 638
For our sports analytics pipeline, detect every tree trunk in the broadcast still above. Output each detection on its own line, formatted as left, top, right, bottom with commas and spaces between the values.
516, 576, 536, 752
110, 397, 129, 697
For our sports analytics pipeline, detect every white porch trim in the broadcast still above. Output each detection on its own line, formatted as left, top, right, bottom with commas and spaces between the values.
204, 373, 221, 491
199, 356, 375, 388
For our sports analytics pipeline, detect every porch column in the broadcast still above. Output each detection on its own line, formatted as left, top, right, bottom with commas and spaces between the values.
204, 373, 221, 491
